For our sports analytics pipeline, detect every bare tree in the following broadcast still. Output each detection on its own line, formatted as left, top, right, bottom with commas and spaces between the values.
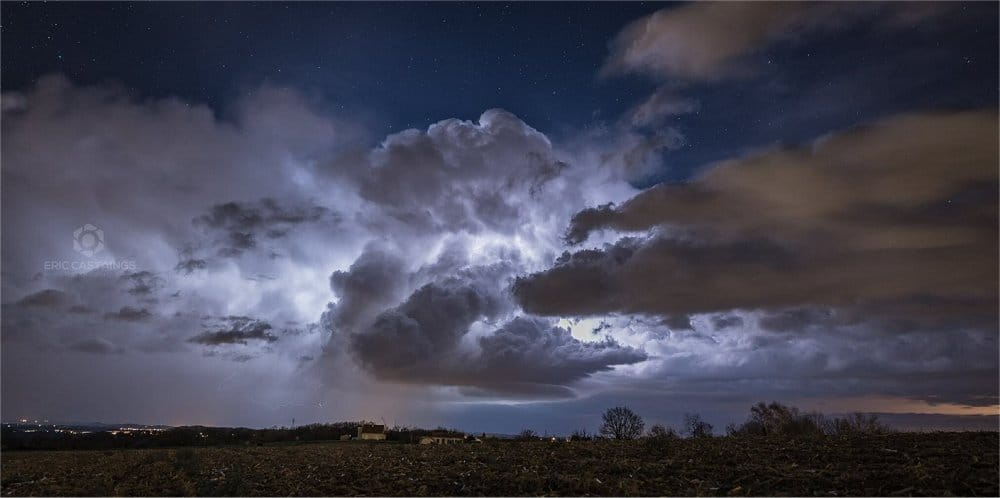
518, 429, 538, 441
683, 413, 713, 438
828, 412, 890, 435
728, 402, 826, 437
600, 406, 644, 440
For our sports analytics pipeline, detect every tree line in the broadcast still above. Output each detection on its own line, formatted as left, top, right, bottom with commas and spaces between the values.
538, 402, 890, 441
1, 422, 468, 451
3, 401, 891, 451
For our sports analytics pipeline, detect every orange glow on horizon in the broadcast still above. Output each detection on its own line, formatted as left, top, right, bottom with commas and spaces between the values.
804, 396, 999, 417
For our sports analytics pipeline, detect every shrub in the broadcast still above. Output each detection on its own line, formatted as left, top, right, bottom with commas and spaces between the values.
172, 447, 200, 475
728, 402, 829, 437
828, 412, 891, 435
647, 424, 679, 439
683, 413, 713, 438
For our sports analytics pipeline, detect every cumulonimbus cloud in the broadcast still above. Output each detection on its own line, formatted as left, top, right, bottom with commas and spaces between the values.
349, 274, 646, 394
2, 75, 648, 409
3, 68, 994, 426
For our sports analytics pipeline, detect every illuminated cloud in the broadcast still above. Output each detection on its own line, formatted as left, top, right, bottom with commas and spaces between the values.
1, 0, 995, 430
1, 75, 648, 422
513, 110, 998, 410
602, 2, 952, 81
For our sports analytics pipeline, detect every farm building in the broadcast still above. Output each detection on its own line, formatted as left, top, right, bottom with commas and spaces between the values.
357, 424, 386, 441
419, 430, 465, 444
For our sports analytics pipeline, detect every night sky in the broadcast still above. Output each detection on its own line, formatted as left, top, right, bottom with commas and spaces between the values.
2, 2, 997, 432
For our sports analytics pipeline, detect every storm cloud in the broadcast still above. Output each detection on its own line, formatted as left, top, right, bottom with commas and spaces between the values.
349, 275, 646, 395
517, 111, 998, 327
2, 0, 996, 433
103, 306, 153, 322
189, 316, 278, 346
194, 198, 337, 257
476, 317, 647, 387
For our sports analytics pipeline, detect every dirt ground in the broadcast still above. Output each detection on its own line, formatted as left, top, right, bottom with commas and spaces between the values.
2, 432, 996, 496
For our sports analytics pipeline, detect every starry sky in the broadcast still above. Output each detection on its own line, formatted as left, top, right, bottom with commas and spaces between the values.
1, 2, 997, 432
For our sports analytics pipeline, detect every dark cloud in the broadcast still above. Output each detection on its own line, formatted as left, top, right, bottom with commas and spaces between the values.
516, 236, 797, 316
228, 231, 256, 250
517, 111, 998, 330
631, 321, 998, 409
194, 198, 335, 258
662, 314, 693, 330
757, 296, 998, 336
15, 289, 75, 308
350, 269, 509, 380
120, 271, 164, 297
476, 316, 647, 386
711, 314, 744, 330
324, 244, 408, 333
197, 198, 332, 233
345, 260, 646, 395
189, 316, 277, 346
103, 306, 153, 322
592, 321, 612, 335
174, 258, 208, 275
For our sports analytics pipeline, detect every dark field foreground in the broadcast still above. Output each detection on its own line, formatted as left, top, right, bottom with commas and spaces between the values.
2, 432, 997, 496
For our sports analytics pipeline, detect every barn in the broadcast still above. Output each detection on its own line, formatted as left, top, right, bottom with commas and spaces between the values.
419, 430, 465, 444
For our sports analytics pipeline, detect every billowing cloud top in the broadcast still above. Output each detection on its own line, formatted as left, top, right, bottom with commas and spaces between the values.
2, 74, 649, 428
